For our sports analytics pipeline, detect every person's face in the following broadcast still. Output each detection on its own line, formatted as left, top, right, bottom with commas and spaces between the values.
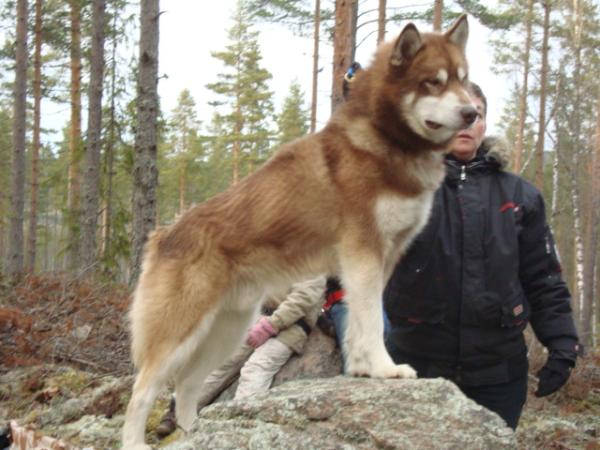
449, 96, 486, 162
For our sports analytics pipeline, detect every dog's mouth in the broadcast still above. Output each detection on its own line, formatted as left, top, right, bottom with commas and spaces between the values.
456, 132, 472, 140
425, 120, 443, 130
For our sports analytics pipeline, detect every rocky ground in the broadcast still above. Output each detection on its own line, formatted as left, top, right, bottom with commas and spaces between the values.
1, 275, 599, 449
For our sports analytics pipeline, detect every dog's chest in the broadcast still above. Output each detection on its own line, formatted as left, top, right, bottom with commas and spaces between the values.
374, 192, 434, 242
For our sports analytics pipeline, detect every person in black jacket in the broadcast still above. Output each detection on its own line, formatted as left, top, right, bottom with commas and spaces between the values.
383, 82, 579, 430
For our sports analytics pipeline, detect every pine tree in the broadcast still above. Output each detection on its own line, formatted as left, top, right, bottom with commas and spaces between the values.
26, 0, 43, 272
65, 0, 83, 271
80, 0, 106, 276
130, 0, 160, 285
7, 0, 28, 277
162, 89, 202, 217
276, 81, 309, 145
0, 108, 12, 272
206, 0, 275, 184
331, 0, 358, 110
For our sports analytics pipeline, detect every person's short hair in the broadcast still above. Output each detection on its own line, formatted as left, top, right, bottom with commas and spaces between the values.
468, 81, 487, 117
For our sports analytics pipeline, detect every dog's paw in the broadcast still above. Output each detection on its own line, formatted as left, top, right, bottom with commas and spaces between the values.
368, 363, 418, 379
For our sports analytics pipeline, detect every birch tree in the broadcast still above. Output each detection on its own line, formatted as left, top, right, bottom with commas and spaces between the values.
534, 0, 551, 191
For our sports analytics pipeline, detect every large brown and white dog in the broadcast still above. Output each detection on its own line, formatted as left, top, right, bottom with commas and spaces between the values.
123, 15, 476, 449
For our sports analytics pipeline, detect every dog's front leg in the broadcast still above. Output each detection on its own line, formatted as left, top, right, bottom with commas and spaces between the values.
340, 247, 416, 379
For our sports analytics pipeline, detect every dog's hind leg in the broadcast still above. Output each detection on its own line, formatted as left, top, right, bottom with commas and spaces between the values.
122, 359, 171, 450
173, 305, 258, 432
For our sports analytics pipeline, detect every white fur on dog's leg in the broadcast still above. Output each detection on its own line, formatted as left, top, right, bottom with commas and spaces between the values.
340, 251, 418, 380
122, 389, 157, 450
122, 365, 164, 450
174, 306, 258, 432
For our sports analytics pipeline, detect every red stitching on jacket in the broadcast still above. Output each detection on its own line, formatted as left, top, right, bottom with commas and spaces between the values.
499, 201, 516, 213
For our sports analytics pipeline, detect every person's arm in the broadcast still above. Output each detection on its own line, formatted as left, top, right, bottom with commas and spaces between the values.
518, 185, 579, 395
246, 276, 326, 348
266, 276, 326, 331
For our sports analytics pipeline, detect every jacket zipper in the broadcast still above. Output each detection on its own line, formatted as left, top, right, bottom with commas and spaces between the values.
460, 165, 466, 181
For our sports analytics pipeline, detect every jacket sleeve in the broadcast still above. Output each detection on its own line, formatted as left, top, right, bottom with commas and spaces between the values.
266, 276, 326, 332
518, 185, 579, 362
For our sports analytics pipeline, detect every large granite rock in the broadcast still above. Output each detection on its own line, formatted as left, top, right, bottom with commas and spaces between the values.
164, 376, 517, 450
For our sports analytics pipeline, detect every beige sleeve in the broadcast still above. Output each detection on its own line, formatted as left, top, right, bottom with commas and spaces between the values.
266, 276, 326, 332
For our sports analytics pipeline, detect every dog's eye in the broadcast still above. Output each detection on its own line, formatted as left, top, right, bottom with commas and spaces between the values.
425, 79, 442, 87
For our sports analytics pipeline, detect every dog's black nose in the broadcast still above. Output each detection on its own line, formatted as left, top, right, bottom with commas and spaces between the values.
460, 106, 478, 125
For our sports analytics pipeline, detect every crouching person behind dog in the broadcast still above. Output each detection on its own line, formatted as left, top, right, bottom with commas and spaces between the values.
383, 81, 580, 430
236, 276, 326, 398
155, 276, 326, 437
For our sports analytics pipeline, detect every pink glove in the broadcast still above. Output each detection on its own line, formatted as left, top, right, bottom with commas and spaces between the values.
246, 317, 277, 348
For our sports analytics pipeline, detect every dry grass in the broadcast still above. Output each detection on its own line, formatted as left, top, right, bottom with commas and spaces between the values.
0, 273, 132, 376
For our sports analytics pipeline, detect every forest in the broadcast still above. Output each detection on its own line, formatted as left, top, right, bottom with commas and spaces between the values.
1, 0, 600, 448
3, 0, 597, 347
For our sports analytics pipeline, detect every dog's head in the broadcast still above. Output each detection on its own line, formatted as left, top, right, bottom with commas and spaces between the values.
358, 15, 476, 149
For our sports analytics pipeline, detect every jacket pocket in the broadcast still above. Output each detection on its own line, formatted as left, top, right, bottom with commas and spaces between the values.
501, 291, 530, 328
385, 294, 446, 324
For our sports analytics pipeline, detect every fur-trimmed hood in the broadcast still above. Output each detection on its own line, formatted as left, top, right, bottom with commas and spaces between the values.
477, 135, 511, 170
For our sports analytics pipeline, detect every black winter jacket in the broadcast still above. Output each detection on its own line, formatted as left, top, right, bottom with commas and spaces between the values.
384, 145, 579, 386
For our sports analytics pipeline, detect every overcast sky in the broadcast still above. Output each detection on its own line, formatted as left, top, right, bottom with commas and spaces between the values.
159, 0, 506, 135
2, 1, 508, 147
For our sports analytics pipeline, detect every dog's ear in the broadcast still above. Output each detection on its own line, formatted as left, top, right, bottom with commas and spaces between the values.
390, 24, 423, 67
445, 14, 469, 53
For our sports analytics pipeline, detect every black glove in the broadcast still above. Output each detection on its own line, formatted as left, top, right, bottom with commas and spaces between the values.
535, 358, 573, 397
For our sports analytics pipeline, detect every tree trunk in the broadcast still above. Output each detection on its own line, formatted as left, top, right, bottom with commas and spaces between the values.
233, 100, 241, 184
26, 0, 42, 273
534, 1, 550, 191
433, 0, 443, 31
7, 0, 28, 277
310, 0, 320, 133
130, 0, 160, 286
568, 0, 585, 327
580, 86, 600, 347
179, 163, 186, 214
80, 0, 106, 277
514, 0, 533, 173
331, 0, 358, 111
377, 0, 386, 44
65, 0, 83, 271
568, 170, 585, 327
102, 10, 118, 262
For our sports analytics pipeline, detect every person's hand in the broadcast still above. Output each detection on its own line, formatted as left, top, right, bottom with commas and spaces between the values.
246, 317, 277, 348
535, 358, 573, 397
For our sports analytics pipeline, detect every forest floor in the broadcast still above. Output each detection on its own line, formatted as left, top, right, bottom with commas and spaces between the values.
0, 274, 599, 449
